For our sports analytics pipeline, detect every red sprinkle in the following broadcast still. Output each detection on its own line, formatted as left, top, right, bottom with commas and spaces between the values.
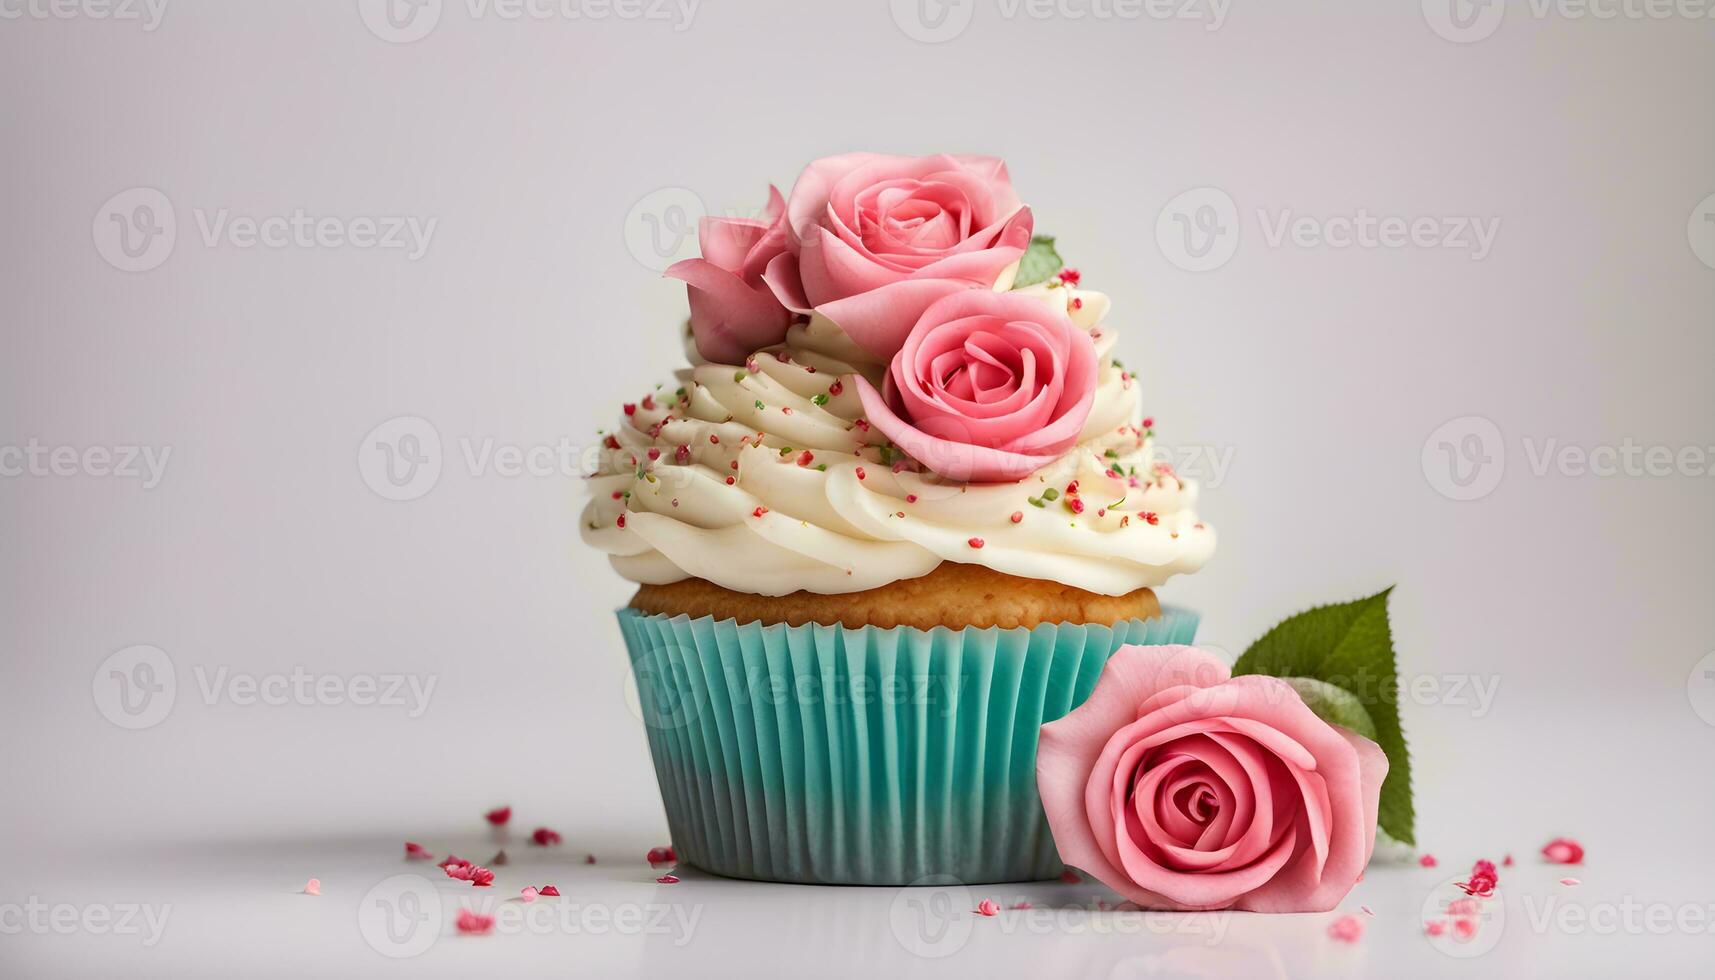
855, 466, 866, 480
1143, 512, 1159, 525
530, 827, 562, 847
730, 460, 739, 470
1503, 854, 1514, 867
968, 537, 985, 549
646, 448, 661, 461
437, 855, 466, 870
1141, 416, 1155, 429
540, 884, 562, 896
641, 395, 655, 411
1419, 854, 1438, 868
725, 476, 735, 485
1059, 870, 1081, 884
1058, 268, 1081, 286
1541, 838, 1584, 864
622, 403, 636, 416
1072, 297, 1083, 310
796, 450, 815, 467
445, 863, 495, 887
828, 380, 844, 396
781, 406, 792, 415
975, 899, 1000, 917
1068, 498, 1085, 515
675, 445, 691, 465
853, 418, 871, 432
709, 434, 720, 444
656, 874, 680, 884
616, 513, 626, 529
905, 494, 918, 503
611, 491, 623, 499
647, 846, 677, 865
456, 909, 495, 935
584, 854, 596, 864
405, 841, 432, 861
752, 506, 768, 518
1066, 481, 1079, 495
1010, 511, 1023, 524
603, 435, 620, 450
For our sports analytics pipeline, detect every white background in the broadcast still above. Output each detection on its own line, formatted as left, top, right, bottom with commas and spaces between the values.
3, 0, 1713, 976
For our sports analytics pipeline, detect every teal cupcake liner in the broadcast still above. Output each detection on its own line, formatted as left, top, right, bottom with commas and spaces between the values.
617, 606, 1199, 885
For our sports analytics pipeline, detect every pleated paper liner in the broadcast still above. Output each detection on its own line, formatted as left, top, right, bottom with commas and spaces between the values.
617, 607, 1199, 885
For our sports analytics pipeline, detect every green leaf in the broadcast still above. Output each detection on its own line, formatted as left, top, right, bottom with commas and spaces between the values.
1281, 676, 1378, 742
1012, 235, 1063, 287
1231, 588, 1414, 845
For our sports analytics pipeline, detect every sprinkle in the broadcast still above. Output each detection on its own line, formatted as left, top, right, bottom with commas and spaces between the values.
1059, 870, 1081, 884
647, 846, 677, 865
445, 863, 495, 887
905, 494, 918, 503
1419, 854, 1438, 868
540, 885, 562, 896
1058, 268, 1081, 286
1452, 918, 1478, 940
1011, 901, 1032, 910
303, 878, 320, 896
1066, 480, 1079, 495
1143, 511, 1159, 525
730, 460, 739, 470
646, 448, 661, 461
437, 855, 466, 870
1503, 854, 1514, 867
456, 909, 495, 935
1041, 488, 1060, 501
828, 380, 844, 396
616, 513, 625, 529
752, 506, 768, 518
811, 393, 829, 406
1424, 919, 1447, 937
725, 476, 735, 485
622, 403, 636, 416
603, 435, 620, 450
968, 537, 985, 549
640, 395, 655, 411
1360, 905, 1374, 916
611, 491, 623, 499
584, 854, 596, 864
781, 406, 793, 415
1068, 497, 1085, 515
675, 445, 691, 464
1072, 297, 1083, 310
1541, 837, 1584, 865
520, 887, 539, 903
754, 400, 764, 410
975, 900, 1000, 917
1010, 511, 1023, 523
490, 850, 508, 866
1028, 496, 1045, 508
1446, 898, 1481, 916
1327, 915, 1363, 942
796, 450, 815, 467
405, 842, 432, 861
530, 827, 562, 847
733, 370, 747, 382
1559, 877, 1581, 886
855, 466, 866, 480
656, 874, 680, 884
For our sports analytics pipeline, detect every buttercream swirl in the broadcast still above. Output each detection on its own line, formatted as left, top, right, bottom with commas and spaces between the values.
580, 279, 1215, 597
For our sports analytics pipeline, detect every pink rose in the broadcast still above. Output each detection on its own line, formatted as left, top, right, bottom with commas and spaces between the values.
665, 186, 793, 365
764, 153, 1034, 359
853, 289, 1098, 483
1036, 646, 1388, 912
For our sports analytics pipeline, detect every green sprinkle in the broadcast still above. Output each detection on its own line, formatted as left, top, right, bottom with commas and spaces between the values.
1028, 496, 1046, 508
675, 387, 686, 397
1104, 449, 1119, 459
754, 400, 764, 410
734, 371, 747, 382
814, 464, 827, 472
1042, 488, 1061, 501
779, 446, 794, 456
811, 393, 830, 406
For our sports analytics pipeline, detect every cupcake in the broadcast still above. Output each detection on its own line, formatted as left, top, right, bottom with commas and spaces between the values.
584, 153, 1215, 884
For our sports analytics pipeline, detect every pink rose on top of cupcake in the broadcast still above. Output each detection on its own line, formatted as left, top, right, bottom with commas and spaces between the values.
763, 153, 1035, 359
854, 289, 1098, 483
666, 186, 793, 365
1036, 645, 1388, 913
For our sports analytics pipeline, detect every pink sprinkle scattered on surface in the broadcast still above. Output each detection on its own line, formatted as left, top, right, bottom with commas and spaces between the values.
485, 806, 512, 826
1360, 905, 1374, 916
303, 878, 320, 896
405, 842, 432, 861
1010, 902, 1032, 910
656, 874, 680, 884
1327, 915, 1363, 942
521, 887, 539, 903
1453, 918, 1478, 940
1503, 854, 1515, 867
530, 827, 562, 847
1560, 877, 1582, 886
1419, 854, 1439, 868
445, 863, 495, 887
1542, 837, 1585, 865
456, 909, 495, 935
975, 900, 999, 917
1424, 919, 1447, 937
539, 885, 561, 897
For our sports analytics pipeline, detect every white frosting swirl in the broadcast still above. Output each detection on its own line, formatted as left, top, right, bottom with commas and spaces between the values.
581, 278, 1216, 597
